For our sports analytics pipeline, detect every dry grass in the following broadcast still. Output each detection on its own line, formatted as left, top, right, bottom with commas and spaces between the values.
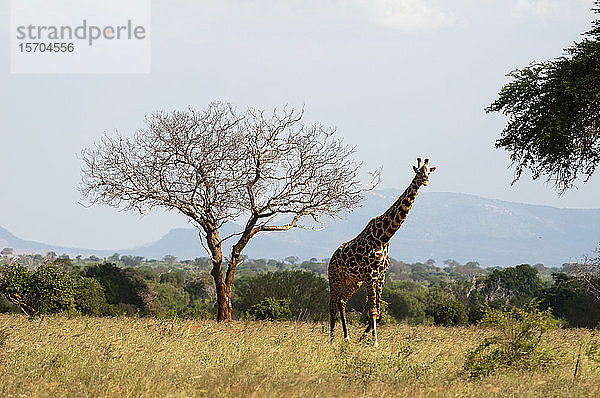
0, 314, 599, 397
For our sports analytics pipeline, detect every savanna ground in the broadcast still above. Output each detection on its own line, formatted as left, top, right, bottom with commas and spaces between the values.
0, 314, 599, 397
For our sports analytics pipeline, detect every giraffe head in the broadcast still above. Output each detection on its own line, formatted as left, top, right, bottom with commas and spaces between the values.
412, 158, 436, 186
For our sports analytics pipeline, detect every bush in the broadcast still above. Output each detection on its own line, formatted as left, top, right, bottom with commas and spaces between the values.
464, 304, 557, 377
248, 297, 291, 320
0, 263, 33, 314
383, 281, 429, 323
539, 273, 600, 328
74, 277, 106, 315
234, 271, 328, 321
180, 298, 215, 319
0, 262, 74, 316
152, 283, 190, 318
83, 263, 152, 314
430, 297, 468, 326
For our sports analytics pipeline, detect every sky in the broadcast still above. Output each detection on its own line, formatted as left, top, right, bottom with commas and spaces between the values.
0, 0, 598, 250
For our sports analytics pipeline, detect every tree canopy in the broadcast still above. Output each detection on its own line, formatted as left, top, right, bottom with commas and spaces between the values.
80, 102, 378, 320
487, 2, 600, 193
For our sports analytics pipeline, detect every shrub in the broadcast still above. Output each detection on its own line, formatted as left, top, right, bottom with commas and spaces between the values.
0, 262, 74, 316
180, 298, 215, 319
234, 271, 328, 321
248, 297, 291, 320
464, 304, 557, 377
0, 263, 33, 314
101, 302, 139, 317
30, 263, 75, 314
430, 297, 468, 326
83, 263, 152, 314
74, 277, 106, 315
152, 283, 190, 318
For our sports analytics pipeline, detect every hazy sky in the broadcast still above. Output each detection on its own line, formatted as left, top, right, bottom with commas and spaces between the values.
0, 0, 598, 250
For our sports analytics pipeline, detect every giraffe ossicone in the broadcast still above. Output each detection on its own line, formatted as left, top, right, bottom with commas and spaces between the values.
328, 157, 436, 347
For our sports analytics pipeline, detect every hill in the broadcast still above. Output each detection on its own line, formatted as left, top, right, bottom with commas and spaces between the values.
2, 191, 599, 267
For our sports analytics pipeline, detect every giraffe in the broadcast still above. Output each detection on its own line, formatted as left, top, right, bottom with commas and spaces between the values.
328, 157, 436, 347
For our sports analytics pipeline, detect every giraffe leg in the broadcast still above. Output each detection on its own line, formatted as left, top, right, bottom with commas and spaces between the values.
338, 280, 360, 342
372, 280, 384, 348
329, 277, 342, 342
361, 280, 379, 347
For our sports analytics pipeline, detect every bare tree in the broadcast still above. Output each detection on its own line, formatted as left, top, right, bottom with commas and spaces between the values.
80, 102, 378, 321
163, 255, 177, 267
576, 246, 600, 301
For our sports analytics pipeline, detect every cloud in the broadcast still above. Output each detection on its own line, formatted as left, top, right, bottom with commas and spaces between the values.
347, 0, 458, 32
511, 0, 554, 17
151, 0, 458, 39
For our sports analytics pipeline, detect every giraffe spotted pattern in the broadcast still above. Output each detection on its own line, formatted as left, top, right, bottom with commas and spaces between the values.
328, 157, 436, 347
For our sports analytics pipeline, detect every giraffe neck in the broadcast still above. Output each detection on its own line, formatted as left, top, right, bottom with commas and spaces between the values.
370, 177, 421, 243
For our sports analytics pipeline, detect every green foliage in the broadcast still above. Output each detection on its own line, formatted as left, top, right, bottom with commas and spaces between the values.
152, 283, 190, 318
430, 297, 468, 326
0, 264, 33, 314
180, 298, 215, 319
0, 296, 18, 313
0, 262, 74, 316
247, 297, 291, 320
121, 255, 144, 267
383, 281, 429, 323
464, 304, 557, 377
539, 273, 600, 328
83, 263, 151, 314
29, 263, 75, 314
487, 3, 600, 192
159, 271, 185, 287
184, 278, 210, 301
73, 277, 106, 315
481, 264, 544, 307
234, 271, 328, 321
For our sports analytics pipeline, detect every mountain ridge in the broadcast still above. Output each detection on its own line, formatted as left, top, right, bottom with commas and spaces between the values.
1, 191, 599, 267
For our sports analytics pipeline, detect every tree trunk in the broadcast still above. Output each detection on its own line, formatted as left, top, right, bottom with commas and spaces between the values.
204, 225, 249, 322
214, 276, 232, 321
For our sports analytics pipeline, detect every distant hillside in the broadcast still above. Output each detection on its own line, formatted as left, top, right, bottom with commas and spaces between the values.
0, 225, 112, 258
2, 191, 600, 267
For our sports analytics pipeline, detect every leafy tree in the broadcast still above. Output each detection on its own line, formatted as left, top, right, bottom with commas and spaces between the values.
487, 2, 600, 192
480, 264, 544, 307
80, 102, 377, 321
184, 278, 211, 301
121, 255, 144, 267
284, 256, 299, 265
0, 263, 35, 314
382, 280, 429, 323
31, 263, 75, 314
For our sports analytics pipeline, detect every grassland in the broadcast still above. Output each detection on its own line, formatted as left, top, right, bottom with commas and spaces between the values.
0, 314, 599, 397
